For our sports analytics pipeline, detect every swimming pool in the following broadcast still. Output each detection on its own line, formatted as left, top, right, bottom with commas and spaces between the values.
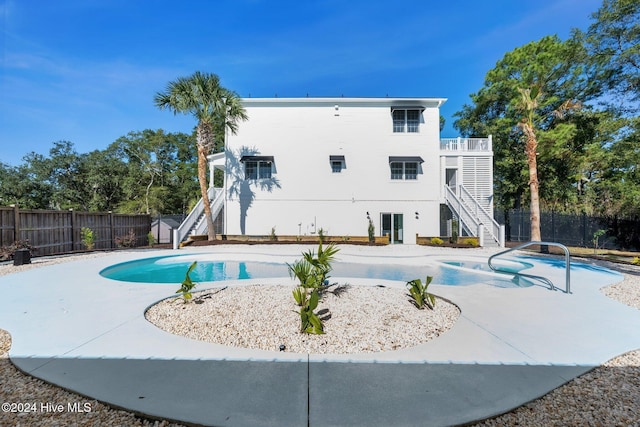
99, 255, 532, 288
442, 259, 534, 273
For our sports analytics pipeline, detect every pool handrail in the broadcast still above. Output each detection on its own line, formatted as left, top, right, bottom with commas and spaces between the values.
487, 241, 571, 294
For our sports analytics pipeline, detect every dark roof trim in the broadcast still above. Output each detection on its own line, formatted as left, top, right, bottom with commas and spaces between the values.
329, 155, 345, 161
389, 156, 424, 163
240, 155, 274, 162
390, 106, 425, 112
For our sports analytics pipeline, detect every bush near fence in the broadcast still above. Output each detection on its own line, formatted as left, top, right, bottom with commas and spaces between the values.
0, 206, 151, 257
496, 209, 640, 251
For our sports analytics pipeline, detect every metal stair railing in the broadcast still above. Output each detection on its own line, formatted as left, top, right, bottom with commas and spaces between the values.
488, 241, 571, 293
458, 185, 501, 244
444, 186, 480, 237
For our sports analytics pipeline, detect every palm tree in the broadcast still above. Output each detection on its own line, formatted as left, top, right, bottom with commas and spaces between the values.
517, 86, 542, 241
154, 71, 247, 240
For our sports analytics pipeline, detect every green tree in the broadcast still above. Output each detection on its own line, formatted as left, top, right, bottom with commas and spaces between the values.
582, 0, 640, 110
0, 162, 52, 209
154, 71, 247, 240
110, 129, 198, 215
83, 148, 127, 212
455, 36, 599, 240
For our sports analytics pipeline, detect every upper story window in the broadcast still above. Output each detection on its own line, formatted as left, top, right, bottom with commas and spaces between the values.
329, 155, 345, 173
389, 156, 423, 180
392, 107, 423, 133
241, 155, 274, 180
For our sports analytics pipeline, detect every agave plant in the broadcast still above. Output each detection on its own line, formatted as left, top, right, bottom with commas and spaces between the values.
176, 261, 198, 302
406, 276, 436, 310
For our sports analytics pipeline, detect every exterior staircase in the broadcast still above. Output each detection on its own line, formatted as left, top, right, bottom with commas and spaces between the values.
172, 187, 224, 249
444, 185, 504, 247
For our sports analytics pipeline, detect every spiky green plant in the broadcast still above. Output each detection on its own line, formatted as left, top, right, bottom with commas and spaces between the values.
302, 242, 339, 286
288, 243, 339, 334
298, 289, 324, 334
407, 276, 436, 310
176, 261, 198, 302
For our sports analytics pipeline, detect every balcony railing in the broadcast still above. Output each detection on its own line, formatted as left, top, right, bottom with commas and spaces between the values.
440, 136, 492, 152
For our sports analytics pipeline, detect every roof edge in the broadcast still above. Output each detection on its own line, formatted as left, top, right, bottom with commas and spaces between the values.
240, 97, 447, 107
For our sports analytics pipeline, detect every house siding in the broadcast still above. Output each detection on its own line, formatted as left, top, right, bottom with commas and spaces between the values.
223, 98, 454, 243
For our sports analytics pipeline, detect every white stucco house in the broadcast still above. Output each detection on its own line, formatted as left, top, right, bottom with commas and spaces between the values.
174, 97, 504, 247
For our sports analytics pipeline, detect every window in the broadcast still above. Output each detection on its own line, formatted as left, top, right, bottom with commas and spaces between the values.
245, 160, 271, 179
392, 108, 422, 133
389, 156, 423, 180
241, 155, 274, 180
390, 162, 404, 179
329, 155, 345, 173
390, 162, 418, 180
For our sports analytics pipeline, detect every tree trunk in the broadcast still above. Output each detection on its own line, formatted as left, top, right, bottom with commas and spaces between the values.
197, 123, 216, 241
523, 123, 542, 241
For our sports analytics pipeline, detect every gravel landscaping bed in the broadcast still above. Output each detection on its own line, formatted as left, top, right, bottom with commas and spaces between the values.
146, 284, 459, 354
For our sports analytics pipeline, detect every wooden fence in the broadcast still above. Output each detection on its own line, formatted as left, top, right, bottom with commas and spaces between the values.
0, 206, 151, 256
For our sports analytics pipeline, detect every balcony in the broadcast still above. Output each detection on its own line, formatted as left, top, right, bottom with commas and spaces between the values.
440, 136, 492, 152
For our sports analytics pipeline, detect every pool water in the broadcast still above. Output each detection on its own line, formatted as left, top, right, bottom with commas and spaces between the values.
100, 255, 532, 288
443, 259, 534, 274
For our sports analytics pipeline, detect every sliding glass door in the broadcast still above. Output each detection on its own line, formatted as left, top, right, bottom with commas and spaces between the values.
381, 213, 403, 244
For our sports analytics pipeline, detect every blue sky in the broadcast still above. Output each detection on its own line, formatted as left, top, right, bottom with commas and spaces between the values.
1, 0, 602, 166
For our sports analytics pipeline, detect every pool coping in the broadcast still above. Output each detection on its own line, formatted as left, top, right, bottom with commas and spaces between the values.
1, 244, 639, 426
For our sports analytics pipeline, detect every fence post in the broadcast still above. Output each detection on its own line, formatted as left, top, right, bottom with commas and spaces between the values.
69, 209, 76, 251
108, 211, 114, 249
12, 204, 20, 242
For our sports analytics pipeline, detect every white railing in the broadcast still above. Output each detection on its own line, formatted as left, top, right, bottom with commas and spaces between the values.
173, 187, 218, 249
193, 188, 224, 235
440, 136, 492, 152
444, 185, 504, 247
444, 186, 480, 238
458, 185, 502, 245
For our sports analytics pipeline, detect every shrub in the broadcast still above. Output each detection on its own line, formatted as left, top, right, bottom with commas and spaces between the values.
317, 227, 325, 243
115, 229, 137, 248
463, 238, 478, 247
368, 218, 375, 244
81, 227, 96, 250
451, 220, 459, 243
430, 237, 444, 245
592, 229, 606, 253
147, 231, 157, 247
175, 261, 198, 302
406, 276, 436, 310
270, 226, 277, 241
0, 240, 36, 261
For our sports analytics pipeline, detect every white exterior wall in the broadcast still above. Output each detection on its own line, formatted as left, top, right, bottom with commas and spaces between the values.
223, 98, 446, 244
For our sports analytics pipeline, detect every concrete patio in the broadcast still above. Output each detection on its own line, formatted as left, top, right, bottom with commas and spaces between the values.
1, 244, 638, 426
